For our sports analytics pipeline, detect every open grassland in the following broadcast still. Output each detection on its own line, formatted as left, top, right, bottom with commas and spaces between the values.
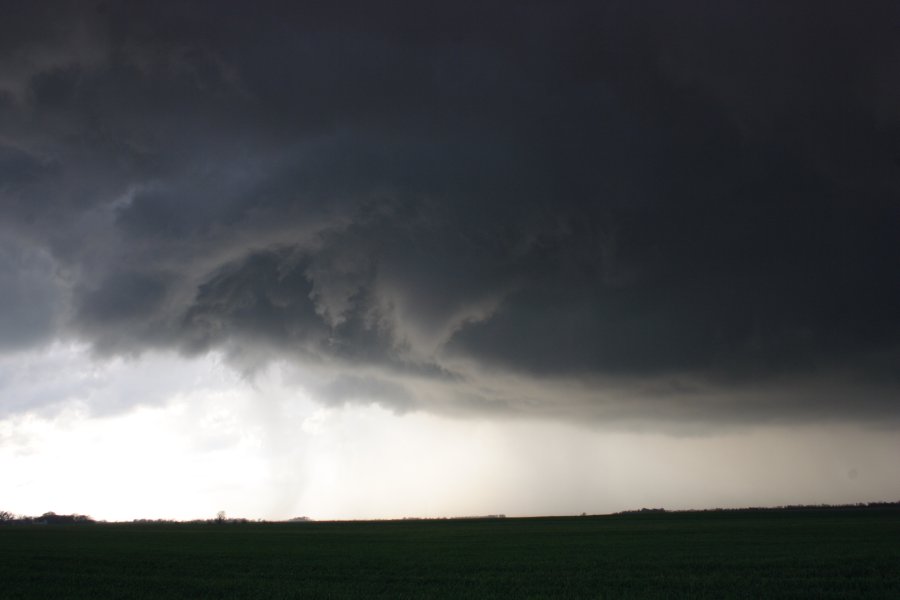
1, 508, 899, 599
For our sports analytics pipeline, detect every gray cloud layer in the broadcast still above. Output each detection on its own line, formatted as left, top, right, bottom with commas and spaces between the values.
1, 0, 898, 426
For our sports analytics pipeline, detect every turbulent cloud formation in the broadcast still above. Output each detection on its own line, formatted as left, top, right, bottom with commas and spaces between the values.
1, 0, 898, 426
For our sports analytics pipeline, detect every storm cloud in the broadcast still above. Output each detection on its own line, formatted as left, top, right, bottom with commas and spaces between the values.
1, 0, 898, 427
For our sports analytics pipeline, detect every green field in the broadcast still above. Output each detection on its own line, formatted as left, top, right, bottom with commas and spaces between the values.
2, 508, 899, 599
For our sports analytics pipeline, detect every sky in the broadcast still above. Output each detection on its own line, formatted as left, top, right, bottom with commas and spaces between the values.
1, 0, 899, 521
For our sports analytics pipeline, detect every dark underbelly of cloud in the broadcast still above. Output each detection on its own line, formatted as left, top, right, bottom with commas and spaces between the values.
0, 0, 898, 427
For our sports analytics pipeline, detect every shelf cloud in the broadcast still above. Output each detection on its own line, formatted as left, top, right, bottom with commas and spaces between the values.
1, 0, 898, 429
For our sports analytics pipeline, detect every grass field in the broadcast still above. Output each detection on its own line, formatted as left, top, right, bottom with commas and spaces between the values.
1, 508, 899, 598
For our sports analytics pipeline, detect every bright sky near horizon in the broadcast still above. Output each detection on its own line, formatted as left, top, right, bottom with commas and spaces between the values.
3, 345, 898, 521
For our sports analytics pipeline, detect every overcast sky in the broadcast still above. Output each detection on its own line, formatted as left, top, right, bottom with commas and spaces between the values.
1, 0, 898, 521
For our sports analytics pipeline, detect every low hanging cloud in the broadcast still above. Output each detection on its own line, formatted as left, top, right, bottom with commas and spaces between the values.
0, 0, 898, 427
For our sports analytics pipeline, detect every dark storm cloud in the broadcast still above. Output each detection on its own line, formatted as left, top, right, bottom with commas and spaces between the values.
0, 0, 898, 424
0, 235, 64, 350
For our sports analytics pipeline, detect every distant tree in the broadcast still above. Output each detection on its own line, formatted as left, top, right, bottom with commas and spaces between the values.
216, 511, 227, 524
0, 511, 14, 522
36, 512, 94, 525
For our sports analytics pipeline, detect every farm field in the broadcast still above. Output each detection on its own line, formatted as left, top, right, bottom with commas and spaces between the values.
1, 508, 899, 599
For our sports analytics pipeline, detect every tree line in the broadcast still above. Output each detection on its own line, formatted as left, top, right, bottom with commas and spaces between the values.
0, 511, 94, 525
